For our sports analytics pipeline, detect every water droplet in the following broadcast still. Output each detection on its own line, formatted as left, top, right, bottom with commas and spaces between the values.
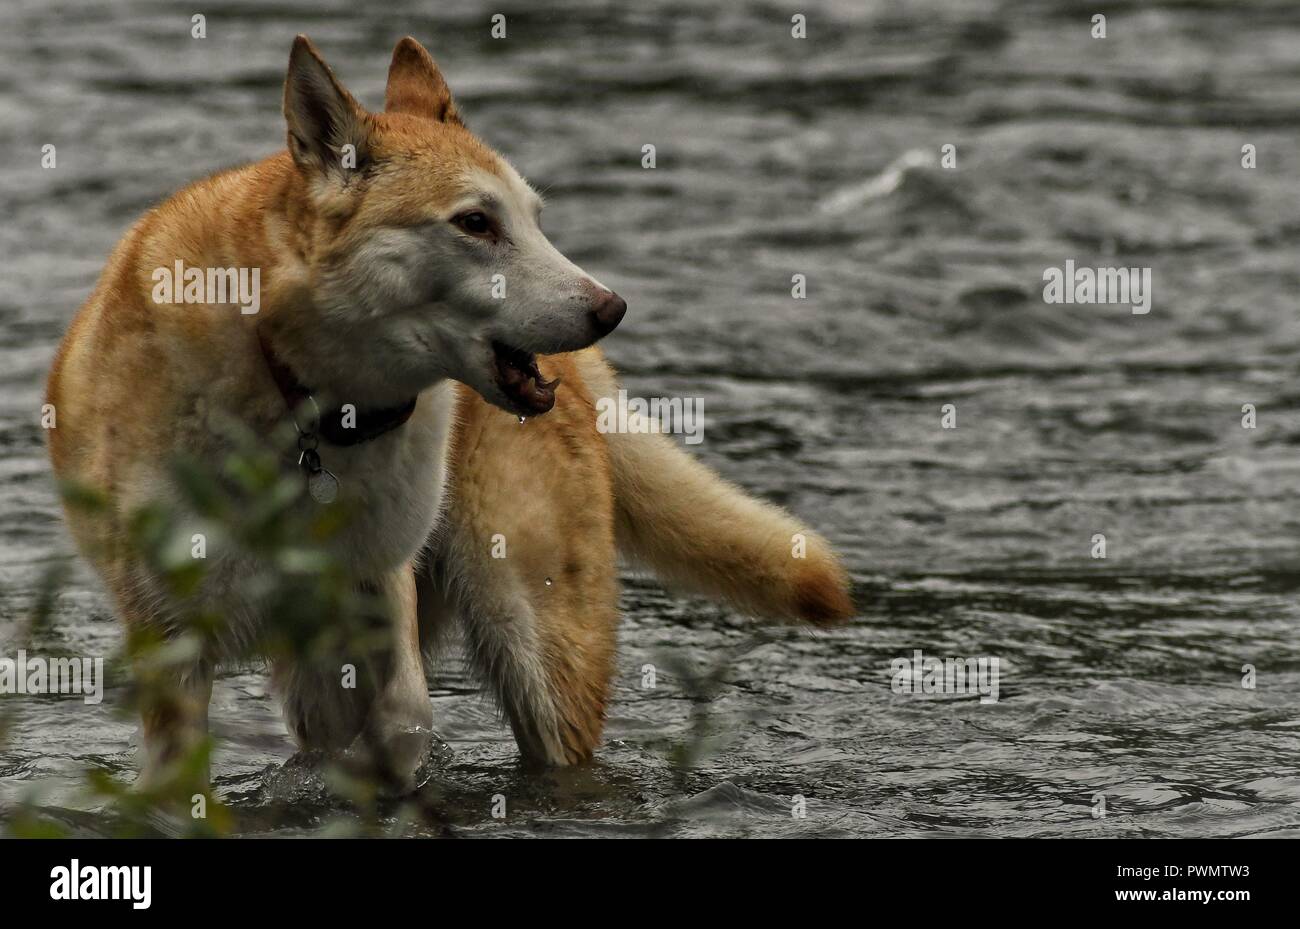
544, 577, 553, 587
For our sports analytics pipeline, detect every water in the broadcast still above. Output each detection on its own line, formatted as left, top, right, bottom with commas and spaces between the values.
2, 0, 1300, 837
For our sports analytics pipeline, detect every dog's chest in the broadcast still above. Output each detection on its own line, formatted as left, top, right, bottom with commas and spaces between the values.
307, 383, 454, 575
179, 383, 453, 654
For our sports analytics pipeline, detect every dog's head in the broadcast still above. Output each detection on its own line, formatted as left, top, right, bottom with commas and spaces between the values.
278, 35, 625, 415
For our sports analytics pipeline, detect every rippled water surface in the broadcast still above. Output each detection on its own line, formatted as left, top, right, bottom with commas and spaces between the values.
2, 0, 1300, 837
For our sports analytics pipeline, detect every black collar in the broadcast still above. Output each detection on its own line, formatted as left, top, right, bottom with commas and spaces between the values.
258, 328, 417, 447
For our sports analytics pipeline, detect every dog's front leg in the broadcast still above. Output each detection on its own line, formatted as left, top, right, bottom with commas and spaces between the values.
137, 659, 214, 792
352, 564, 434, 793
275, 565, 433, 793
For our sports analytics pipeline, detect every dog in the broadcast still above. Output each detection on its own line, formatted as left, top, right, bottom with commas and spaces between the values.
45, 35, 854, 789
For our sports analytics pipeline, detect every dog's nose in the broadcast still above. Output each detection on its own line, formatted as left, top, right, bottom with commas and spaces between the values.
591, 291, 627, 337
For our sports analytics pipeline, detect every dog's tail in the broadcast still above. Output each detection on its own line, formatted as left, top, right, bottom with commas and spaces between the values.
575, 350, 855, 627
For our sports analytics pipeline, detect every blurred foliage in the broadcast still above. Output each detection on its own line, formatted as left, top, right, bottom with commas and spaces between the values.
1, 417, 450, 838
657, 631, 775, 790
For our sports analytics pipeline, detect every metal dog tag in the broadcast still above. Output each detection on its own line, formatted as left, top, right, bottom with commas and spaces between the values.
297, 444, 339, 504
308, 467, 340, 504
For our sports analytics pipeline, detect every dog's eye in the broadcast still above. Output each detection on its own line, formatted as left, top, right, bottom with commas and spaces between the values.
453, 211, 493, 238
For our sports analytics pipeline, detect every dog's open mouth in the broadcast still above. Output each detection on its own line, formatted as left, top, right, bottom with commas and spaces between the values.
492, 340, 560, 415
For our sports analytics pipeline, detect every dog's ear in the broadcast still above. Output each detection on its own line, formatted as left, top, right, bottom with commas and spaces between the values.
283, 35, 371, 176
384, 36, 462, 125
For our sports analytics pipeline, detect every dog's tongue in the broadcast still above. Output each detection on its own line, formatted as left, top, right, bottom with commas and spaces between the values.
500, 357, 559, 414
519, 375, 557, 414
